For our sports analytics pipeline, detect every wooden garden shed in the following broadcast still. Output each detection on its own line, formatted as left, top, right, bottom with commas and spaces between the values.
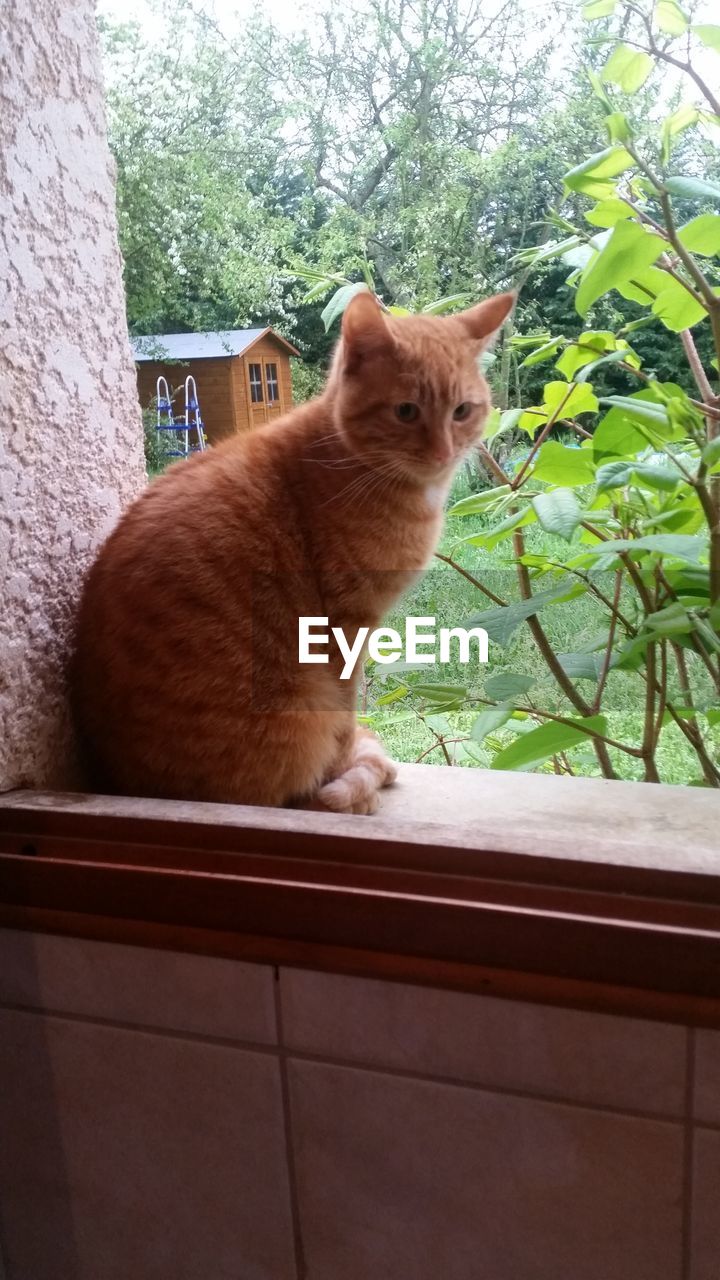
132, 327, 300, 445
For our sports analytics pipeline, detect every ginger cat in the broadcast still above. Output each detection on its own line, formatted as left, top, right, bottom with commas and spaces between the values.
71, 289, 514, 813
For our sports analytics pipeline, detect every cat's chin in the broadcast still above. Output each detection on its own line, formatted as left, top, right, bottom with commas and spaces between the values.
407, 462, 458, 486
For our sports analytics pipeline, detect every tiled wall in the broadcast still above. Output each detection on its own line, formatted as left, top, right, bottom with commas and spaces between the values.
0, 929, 717, 1280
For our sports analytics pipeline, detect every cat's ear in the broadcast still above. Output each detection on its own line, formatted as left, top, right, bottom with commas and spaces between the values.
342, 290, 395, 371
456, 291, 516, 349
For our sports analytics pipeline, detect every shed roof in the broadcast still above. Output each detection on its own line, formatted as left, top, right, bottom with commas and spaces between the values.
131, 327, 300, 362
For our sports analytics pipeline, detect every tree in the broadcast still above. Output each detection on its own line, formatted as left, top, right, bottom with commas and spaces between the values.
100, 13, 301, 336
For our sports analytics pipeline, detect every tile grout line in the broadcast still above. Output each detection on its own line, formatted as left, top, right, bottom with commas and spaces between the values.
681, 1026, 696, 1280
273, 970, 307, 1280
0, 1218, 8, 1280
0, 999, 278, 1057
0, 998, 704, 1128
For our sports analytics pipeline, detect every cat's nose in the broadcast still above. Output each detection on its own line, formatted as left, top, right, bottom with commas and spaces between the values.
430, 447, 453, 466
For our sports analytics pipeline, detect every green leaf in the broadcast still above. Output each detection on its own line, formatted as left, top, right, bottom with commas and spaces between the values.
575, 349, 632, 382
597, 394, 671, 424
564, 146, 633, 197
481, 407, 502, 440
413, 683, 468, 701
532, 442, 596, 487
379, 660, 434, 677
387, 304, 411, 316
374, 686, 409, 706
483, 408, 524, 442
471, 701, 514, 742
303, 278, 337, 303
532, 489, 583, 540
651, 277, 708, 331
696, 616, 720, 654
499, 407, 524, 433
462, 506, 536, 551
596, 387, 690, 451
520, 337, 564, 366
656, 0, 688, 35
677, 214, 720, 256
586, 67, 615, 114
702, 438, 720, 468
518, 407, 548, 433
632, 462, 680, 492
464, 582, 585, 647
582, 534, 706, 562
421, 293, 473, 315
583, 0, 615, 16
661, 105, 699, 164
491, 716, 607, 772
707, 707, 720, 727
575, 221, 665, 316
605, 112, 633, 144
693, 24, 720, 53
598, 394, 671, 427
321, 282, 370, 332
597, 460, 634, 492
601, 45, 653, 93
616, 265, 667, 305
448, 484, 512, 516
555, 330, 616, 378
511, 331, 554, 349
514, 237, 586, 268
584, 198, 634, 228
425, 713, 453, 735
593, 410, 648, 459
484, 672, 535, 699
542, 381, 599, 416
645, 601, 693, 635
557, 651, 611, 680
665, 176, 720, 202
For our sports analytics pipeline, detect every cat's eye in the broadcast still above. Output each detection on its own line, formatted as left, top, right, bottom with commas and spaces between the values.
453, 402, 473, 421
395, 402, 420, 423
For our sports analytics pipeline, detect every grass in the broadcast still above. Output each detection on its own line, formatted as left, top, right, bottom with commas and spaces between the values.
365, 471, 719, 786
148, 443, 717, 785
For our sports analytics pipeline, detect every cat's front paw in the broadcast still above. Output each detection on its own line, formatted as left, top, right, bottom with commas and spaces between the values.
316, 728, 398, 815
317, 769, 381, 815
355, 730, 398, 788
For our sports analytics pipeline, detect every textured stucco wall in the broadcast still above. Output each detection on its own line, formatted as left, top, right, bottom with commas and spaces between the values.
0, 0, 146, 790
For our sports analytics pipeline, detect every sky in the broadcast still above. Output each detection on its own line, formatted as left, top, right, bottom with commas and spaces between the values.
95, 0, 718, 121
96, 0, 574, 41
96, 0, 719, 85
96, 0, 318, 36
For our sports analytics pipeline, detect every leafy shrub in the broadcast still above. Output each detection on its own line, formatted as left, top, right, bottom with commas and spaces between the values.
291, 358, 326, 403
295, 1, 720, 785
142, 406, 176, 475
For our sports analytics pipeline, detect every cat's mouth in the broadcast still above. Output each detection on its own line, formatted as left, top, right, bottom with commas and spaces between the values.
412, 457, 459, 483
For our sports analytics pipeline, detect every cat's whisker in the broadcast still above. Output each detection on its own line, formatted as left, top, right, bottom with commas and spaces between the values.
321, 468, 381, 508
300, 456, 362, 469
305, 431, 345, 449
325, 459, 403, 508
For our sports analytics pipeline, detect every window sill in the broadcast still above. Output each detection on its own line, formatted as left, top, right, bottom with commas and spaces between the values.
1, 764, 719, 1026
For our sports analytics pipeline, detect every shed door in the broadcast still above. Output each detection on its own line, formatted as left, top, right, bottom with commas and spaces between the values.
246, 360, 267, 427
263, 359, 283, 420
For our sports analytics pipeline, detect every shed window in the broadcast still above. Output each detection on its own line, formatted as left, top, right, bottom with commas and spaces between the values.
265, 363, 279, 403
249, 364, 263, 403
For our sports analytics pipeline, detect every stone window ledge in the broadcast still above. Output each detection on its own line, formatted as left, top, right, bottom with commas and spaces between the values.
1, 765, 719, 1027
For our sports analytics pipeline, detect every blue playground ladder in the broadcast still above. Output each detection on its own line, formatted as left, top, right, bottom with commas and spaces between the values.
156, 375, 206, 457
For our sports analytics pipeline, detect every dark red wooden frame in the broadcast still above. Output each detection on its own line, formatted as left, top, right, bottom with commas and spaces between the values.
2, 791, 720, 1027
